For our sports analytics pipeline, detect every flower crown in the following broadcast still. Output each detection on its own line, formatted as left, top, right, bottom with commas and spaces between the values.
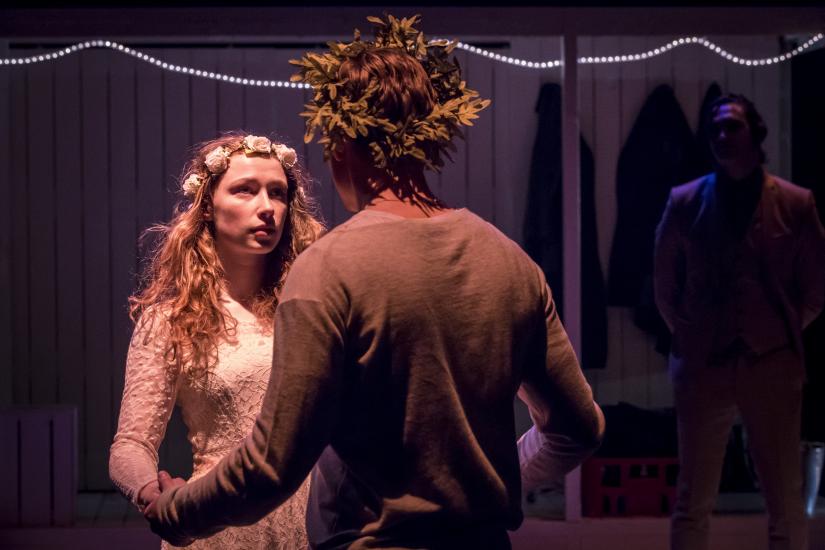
289, 14, 490, 175
182, 135, 298, 197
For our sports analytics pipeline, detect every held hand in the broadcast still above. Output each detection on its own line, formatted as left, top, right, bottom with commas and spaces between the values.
137, 480, 161, 510
143, 471, 193, 547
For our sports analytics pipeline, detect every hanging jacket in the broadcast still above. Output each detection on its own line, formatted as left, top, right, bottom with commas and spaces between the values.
524, 83, 607, 370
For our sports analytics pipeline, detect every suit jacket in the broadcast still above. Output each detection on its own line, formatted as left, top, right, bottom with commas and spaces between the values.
654, 171, 825, 376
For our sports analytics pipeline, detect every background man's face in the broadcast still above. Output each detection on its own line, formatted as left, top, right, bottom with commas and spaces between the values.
710, 102, 756, 163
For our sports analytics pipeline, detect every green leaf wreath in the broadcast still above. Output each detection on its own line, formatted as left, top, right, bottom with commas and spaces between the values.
290, 14, 491, 175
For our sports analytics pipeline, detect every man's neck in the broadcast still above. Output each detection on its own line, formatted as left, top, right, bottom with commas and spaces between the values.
718, 158, 762, 182
362, 189, 447, 218
359, 170, 449, 219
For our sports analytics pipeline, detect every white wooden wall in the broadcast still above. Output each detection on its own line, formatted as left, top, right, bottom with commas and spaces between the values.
0, 35, 787, 489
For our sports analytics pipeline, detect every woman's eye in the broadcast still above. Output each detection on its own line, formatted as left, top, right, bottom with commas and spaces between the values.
235, 186, 252, 194
269, 188, 286, 199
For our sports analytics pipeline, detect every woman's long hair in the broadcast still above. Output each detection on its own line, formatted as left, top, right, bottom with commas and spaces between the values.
129, 131, 325, 380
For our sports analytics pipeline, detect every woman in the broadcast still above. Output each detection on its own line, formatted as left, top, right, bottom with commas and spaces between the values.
110, 131, 324, 549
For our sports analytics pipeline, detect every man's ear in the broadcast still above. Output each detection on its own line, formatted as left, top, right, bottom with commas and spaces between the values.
331, 142, 346, 163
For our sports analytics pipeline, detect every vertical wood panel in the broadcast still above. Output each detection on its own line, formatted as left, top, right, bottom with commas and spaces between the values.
466, 46, 495, 222
645, 35, 678, 409
27, 52, 58, 405
81, 49, 113, 489
440, 49, 469, 211
190, 50, 219, 145
158, 49, 194, 481
592, 37, 623, 405
54, 50, 86, 484
109, 51, 138, 437
162, 49, 192, 216
10, 60, 30, 405
0, 41, 13, 407
697, 36, 727, 106
578, 36, 601, 395
751, 36, 782, 176
243, 48, 279, 136
618, 37, 652, 407
646, 35, 675, 91
776, 39, 793, 180
136, 49, 165, 234
672, 39, 702, 133
506, 38, 544, 247
578, 37, 596, 157
491, 44, 516, 241
724, 36, 755, 100
217, 49, 246, 132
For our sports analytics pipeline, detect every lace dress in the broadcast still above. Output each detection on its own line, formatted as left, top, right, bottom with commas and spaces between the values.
110, 300, 309, 549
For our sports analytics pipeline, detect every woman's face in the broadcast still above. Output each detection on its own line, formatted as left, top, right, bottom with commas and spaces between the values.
208, 153, 289, 258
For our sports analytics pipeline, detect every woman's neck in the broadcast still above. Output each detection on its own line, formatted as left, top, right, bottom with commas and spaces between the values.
215, 245, 267, 307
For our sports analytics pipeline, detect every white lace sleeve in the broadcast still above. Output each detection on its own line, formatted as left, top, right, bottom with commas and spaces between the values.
109, 311, 180, 507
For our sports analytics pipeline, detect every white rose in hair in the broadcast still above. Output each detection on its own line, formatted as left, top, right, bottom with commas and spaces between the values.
204, 147, 229, 174
273, 143, 297, 168
243, 135, 272, 154
182, 173, 203, 196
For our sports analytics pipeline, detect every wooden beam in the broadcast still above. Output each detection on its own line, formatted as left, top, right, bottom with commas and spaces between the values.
561, 31, 583, 523
2, 7, 824, 39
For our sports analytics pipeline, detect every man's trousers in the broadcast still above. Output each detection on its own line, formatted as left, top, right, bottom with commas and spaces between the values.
670, 347, 807, 550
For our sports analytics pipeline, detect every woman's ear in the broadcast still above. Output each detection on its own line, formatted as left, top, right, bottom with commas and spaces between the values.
202, 203, 213, 221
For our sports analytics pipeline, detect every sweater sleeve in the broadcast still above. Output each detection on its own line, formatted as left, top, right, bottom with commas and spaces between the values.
516, 282, 604, 492
109, 311, 179, 508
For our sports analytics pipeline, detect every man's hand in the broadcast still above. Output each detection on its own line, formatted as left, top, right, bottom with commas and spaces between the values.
143, 470, 193, 547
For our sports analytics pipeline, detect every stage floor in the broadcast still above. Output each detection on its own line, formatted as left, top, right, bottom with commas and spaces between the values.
1, 492, 824, 549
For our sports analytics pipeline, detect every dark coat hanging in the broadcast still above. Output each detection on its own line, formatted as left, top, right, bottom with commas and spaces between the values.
524, 83, 607, 370
606, 84, 702, 353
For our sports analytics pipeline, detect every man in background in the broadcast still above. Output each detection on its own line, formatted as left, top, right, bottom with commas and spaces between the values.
655, 94, 825, 550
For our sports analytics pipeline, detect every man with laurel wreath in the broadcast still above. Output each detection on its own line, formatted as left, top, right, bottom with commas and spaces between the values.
144, 15, 604, 549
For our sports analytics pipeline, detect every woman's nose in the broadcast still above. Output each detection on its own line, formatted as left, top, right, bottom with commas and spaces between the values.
257, 192, 275, 216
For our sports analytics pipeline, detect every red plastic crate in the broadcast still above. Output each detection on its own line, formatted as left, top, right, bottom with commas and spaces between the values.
582, 457, 679, 517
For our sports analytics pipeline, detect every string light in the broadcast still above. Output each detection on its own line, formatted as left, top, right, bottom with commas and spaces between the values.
450, 34, 823, 68
0, 39, 310, 88
1, 34, 822, 84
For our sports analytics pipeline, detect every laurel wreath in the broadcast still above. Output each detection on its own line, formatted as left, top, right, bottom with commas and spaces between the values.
290, 14, 491, 175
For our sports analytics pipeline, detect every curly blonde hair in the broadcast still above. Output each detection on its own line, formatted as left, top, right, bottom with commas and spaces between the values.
129, 131, 325, 380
